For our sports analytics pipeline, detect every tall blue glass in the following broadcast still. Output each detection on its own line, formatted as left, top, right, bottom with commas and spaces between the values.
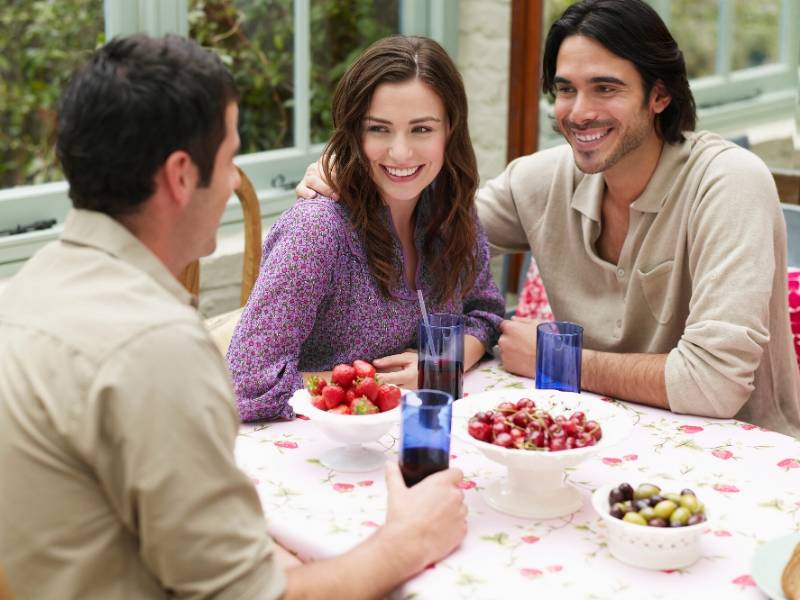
535, 321, 583, 393
417, 313, 464, 401
399, 389, 453, 487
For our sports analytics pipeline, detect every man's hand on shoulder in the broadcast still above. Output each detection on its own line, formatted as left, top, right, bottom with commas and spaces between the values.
295, 161, 337, 200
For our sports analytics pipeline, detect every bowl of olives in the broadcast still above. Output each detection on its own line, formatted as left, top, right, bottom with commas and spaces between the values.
591, 481, 710, 570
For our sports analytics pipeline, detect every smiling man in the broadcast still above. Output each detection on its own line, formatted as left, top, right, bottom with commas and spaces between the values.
482, 0, 800, 435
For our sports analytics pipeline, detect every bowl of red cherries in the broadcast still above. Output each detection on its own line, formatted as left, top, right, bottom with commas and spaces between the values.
453, 389, 633, 519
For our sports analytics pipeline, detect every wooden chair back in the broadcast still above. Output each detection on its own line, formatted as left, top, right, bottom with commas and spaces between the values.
773, 168, 800, 205
178, 166, 262, 307
0, 564, 14, 600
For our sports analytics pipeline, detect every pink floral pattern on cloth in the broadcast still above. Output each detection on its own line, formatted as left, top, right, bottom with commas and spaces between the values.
518, 261, 800, 370
788, 268, 800, 369
236, 360, 800, 599
514, 257, 554, 321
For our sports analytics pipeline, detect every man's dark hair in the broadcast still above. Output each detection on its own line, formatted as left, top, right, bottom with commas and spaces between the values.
542, 0, 696, 144
56, 34, 238, 217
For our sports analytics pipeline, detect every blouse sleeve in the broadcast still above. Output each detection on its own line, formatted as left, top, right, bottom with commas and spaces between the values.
227, 200, 343, 422
461, 220, 505, 349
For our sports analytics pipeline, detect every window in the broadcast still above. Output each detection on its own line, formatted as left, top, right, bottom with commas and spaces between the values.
0, 0, 458, 278
539, 0, 799, 148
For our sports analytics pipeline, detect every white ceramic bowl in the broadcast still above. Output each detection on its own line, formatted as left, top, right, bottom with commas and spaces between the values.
453, 388, 634, 518
289, 388, 400, 472
591, 483, 710, 570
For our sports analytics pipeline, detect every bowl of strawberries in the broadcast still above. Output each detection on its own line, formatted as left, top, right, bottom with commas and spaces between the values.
289, 359, 402, 473
452, 388, 633, 518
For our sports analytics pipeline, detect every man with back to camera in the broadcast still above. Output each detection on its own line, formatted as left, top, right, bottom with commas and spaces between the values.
297, 0, 800, 436
0, 34, 467, 599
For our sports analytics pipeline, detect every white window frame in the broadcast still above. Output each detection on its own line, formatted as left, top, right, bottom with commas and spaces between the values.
0, 0, 459, 278
539, 0, 799, 148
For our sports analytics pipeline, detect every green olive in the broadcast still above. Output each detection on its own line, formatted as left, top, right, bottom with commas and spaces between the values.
669, 506, 691, 526
663, 492, 682, 503
653, 500, 678, 520
693, 501, 705, 515
623, 512, 648, 526
633, 483, 661, 500
679, 494, 699, 513
614, 501, 633, 514
638, 506, 656, 521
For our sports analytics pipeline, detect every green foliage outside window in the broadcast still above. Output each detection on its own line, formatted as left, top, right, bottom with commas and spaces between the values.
1, 0, 397, 191
190, 0, 399, 155
0, 0, 103, 189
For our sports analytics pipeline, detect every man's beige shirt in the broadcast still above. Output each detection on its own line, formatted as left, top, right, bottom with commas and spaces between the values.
478, 131, 800, 437
0, 209, 286, 599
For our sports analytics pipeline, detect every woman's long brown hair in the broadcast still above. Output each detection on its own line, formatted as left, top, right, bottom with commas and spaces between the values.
321, 35, 479, 303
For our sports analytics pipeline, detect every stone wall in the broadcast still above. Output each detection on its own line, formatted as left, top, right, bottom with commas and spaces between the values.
458, 0, 511, 185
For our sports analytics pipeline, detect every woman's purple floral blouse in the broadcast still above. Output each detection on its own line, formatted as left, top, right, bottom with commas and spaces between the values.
227, 196, 505, 422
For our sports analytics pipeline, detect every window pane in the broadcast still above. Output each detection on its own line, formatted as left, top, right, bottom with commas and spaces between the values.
669, 0, 718, 78
309, 0, 400, 144
0, 0, 103, 189
733, 0, 780, 70
190, 0, 295, 153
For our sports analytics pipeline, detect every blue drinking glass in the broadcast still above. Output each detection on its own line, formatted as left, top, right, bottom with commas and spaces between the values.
417, 313, 464, 400
399, 389, 453, 487
535, 321, 583, 393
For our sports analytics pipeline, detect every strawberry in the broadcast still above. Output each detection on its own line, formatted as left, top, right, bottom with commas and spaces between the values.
329, 404, 351, 415
354, 376, 379, 402
311, 395, 327, 411
375, 384, 401, 412
353, 359, 376, 379
351, 396, 379, 415
331, 364, 356, 388
345, 389, 356, 405
322, 384, 346, 409
306, 375, 327, 396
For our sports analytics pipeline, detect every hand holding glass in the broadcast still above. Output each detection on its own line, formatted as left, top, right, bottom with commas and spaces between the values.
400, 389, 453, 486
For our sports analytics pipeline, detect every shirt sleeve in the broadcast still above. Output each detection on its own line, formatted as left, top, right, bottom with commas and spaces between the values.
476, 154, 545, 257
227, 200, 342, 422
80, 323, 286, 600
461, 219, 505, 349
665, 148, 780, 419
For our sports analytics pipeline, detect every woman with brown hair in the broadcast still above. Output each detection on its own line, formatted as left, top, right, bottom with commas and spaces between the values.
227, 35, 504, 422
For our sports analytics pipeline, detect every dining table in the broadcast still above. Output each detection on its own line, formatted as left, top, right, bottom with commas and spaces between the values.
234, 359, 800, 599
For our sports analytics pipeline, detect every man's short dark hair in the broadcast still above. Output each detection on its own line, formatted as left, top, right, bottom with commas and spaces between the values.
56, 34, 238, 217
542, 0, 696, 144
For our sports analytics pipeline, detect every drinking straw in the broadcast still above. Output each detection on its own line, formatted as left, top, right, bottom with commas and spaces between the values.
417, 289, 435, 358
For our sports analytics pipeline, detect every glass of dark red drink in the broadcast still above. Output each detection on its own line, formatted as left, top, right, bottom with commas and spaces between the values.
400, 389, 454, 486
417, 313, 464, 400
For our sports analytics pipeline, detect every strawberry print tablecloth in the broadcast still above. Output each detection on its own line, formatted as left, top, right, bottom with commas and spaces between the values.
235, 360, 800, 599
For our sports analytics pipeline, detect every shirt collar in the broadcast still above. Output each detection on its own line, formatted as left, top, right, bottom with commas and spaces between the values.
60, 209, 195, 307
569, 137, 692, 220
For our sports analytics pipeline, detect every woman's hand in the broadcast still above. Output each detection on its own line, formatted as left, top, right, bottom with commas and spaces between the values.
373, 350, 418, 389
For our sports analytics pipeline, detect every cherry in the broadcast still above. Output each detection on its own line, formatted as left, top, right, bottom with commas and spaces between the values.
512, 411, 531, 428
515, 398, 536, 410
492, 421, 509, 437
493, 432, 514, 448
497, 402, 516, 414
